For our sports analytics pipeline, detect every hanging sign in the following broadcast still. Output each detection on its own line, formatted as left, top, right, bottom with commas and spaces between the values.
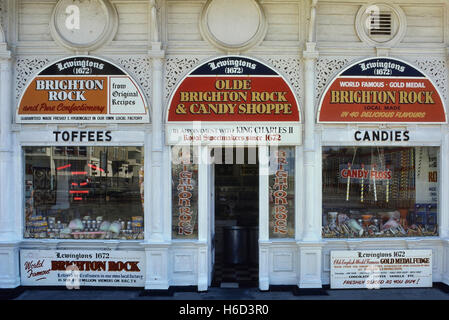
166, 56, 301, 145
331, 250, 432, 289
317, 57, 446, 123
20, 249, 145, 287
17, 56, 150, 124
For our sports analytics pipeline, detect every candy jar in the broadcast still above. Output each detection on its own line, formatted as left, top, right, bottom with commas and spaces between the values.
398, 208, 408, 228
328, 212, 338, 230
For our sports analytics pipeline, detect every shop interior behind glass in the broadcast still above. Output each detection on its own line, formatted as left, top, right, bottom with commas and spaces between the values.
322, 146, 439, 238
24, 146, 145, 240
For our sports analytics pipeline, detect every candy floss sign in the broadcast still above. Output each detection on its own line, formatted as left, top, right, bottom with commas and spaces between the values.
16, 56, 150, 124
330, 250, 432, 289
20, 249, 145, 287
317, 57, 447, 123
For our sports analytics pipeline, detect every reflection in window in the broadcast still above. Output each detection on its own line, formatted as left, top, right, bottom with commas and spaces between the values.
322, 146, 438, 238
24, 146, 144, 240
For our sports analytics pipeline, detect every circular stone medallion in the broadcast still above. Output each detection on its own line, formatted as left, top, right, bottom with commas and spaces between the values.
200, 0, 267, 52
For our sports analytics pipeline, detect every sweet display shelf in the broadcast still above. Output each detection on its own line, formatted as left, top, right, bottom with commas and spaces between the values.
71, 231, 107, 235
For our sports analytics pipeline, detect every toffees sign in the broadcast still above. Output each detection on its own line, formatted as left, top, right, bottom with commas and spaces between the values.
317, 57, 446, 123
17, 56, 149, 124
166, 56, 302, 145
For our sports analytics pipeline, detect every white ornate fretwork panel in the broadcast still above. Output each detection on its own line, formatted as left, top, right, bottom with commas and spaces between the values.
15, 57, 51, 102
164, 56, 202, 103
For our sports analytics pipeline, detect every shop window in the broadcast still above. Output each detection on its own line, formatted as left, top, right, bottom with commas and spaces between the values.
269, 146, 295, 238
24, 146, 144, 240
322, 146, 438, 238
172, 146, 199, 239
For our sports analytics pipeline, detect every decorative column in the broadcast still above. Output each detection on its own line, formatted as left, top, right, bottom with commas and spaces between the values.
441, 127, 449, 239
297, 0, 323, 289
196, 145, 210, 291
144, 0, 170, 290
0, 31, 20, 288
258, 146, 270, 290
149, 55, 164, 242
442, 48, 449, 286
302, 43, 319, 242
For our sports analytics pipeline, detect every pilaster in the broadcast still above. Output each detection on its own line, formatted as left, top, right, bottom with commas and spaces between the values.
144, 243, 170, 290
302, 42, 320, 242
298, 242, 323, 288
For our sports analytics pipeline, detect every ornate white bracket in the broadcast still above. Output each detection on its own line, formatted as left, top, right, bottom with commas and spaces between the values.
0, 25, 10, 60
307, 0, 318, 43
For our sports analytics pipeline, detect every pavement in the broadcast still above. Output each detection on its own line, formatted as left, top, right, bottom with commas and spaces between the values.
2, 285, 447, 319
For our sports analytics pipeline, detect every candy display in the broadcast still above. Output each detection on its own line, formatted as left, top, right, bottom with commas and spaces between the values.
322, 146, 439, 238
24, 146, 145, 240
25, 215, 145, 240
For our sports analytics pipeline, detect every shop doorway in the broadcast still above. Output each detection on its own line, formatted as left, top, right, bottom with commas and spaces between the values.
212, 147, 259, 288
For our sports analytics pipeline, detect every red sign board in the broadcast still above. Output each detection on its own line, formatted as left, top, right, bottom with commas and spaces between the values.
17, 56, 150, 124
167, 56, 300, 122
318, 57, 446, 123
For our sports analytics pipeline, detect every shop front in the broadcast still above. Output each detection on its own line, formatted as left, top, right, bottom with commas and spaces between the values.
1, 0, 449, 294
166, 56, 302, 289
317, 57, 447, 288
14, 55, 151, 288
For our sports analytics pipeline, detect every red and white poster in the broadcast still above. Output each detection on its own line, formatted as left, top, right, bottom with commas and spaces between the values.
17, 56, 150, 124
166, 56, 301, 145
318, 57, 446, 123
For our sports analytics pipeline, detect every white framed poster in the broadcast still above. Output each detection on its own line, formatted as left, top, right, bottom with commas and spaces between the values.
330, 249, 432, 289
20, 249, 145, 287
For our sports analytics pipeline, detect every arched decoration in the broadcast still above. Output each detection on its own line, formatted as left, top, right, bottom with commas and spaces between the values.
166, 55, 301, 145
16, 55, 150, 124
317, 57, 447, 124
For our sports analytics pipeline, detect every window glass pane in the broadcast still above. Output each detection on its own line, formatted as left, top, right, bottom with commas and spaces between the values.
172, 146, 199, 239
322, 146, 438, 238
269, 146, 295, 238
24, 146, 144, 240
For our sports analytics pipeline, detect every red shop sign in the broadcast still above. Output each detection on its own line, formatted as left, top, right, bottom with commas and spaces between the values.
167, 56, 300, 122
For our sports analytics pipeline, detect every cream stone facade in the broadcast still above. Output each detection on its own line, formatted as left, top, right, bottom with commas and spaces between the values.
0, 0, 448, 291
